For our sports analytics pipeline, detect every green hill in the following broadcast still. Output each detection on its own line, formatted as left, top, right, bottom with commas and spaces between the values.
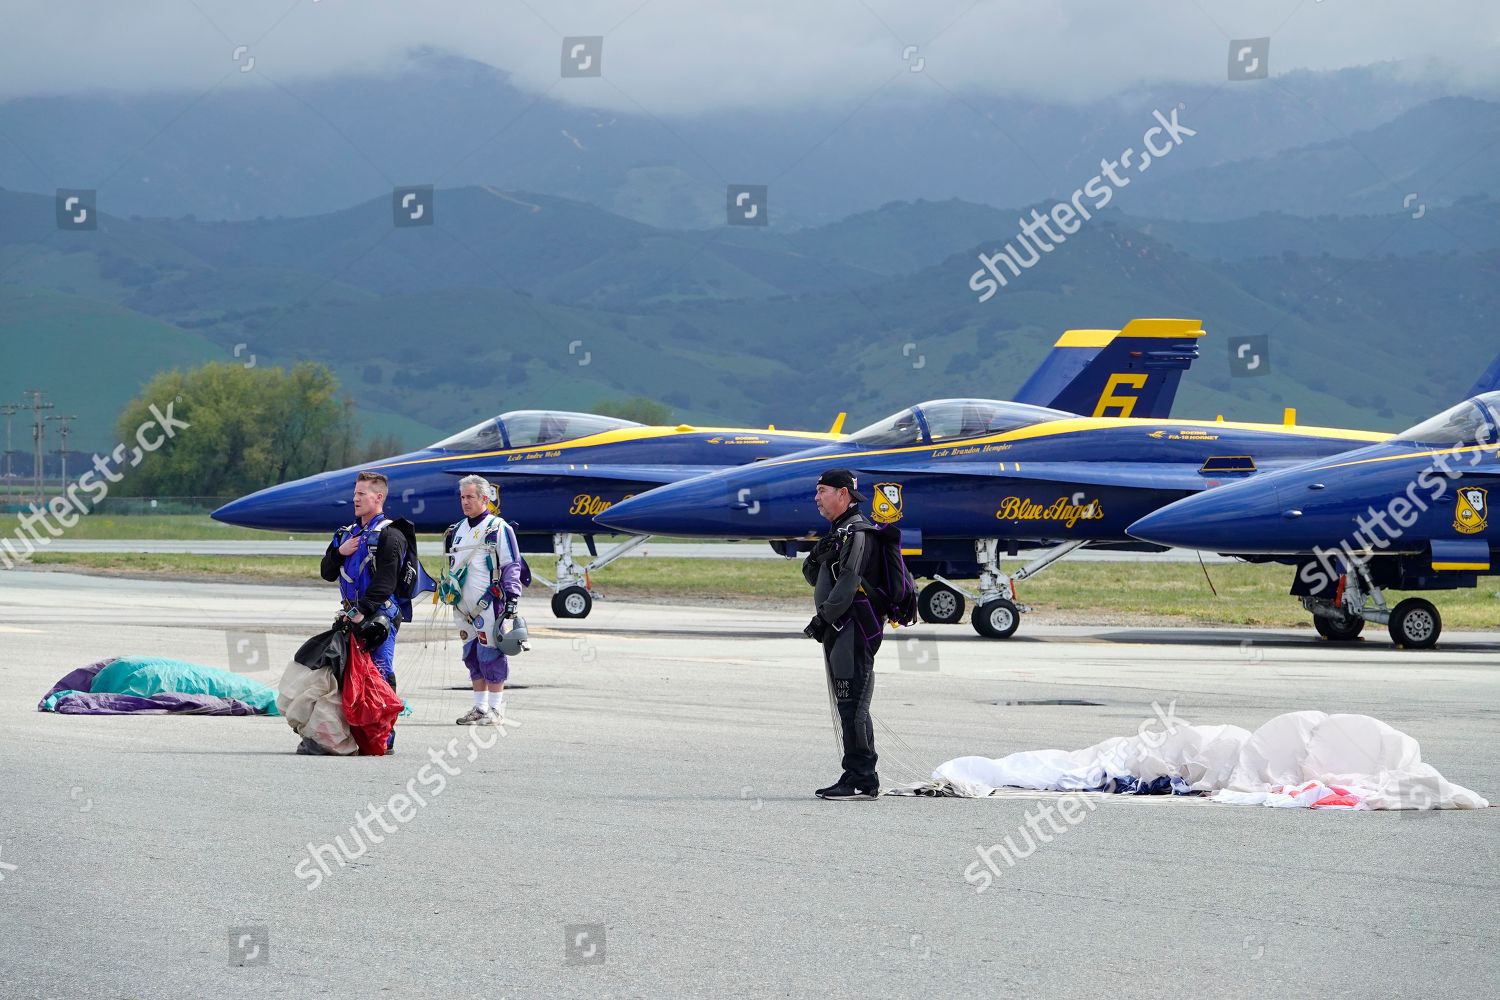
0, 288, 224, 453
1127, 97, 1500, 220
4, 181, 1498, 457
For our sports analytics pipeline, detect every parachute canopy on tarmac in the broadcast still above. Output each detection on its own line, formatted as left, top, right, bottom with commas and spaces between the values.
39, 657, 280, 715
915, 711, 1487, 810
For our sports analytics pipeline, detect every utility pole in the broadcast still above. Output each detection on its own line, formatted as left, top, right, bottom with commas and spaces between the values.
0, 403, 18, 480
46, 414, 78, 484
23, 389, 53, 500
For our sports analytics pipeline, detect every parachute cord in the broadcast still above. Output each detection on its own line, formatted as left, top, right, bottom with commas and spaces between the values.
870, 713, 936, 784
824, 672, 843, 754
1197, 552, 1219, 597
396, 600, 456, 724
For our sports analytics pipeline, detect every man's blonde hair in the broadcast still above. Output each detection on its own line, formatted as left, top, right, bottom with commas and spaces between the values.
355, 471, 389, 495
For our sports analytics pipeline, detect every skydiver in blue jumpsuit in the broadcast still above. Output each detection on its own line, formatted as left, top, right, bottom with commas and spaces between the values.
319, 470, 406, 748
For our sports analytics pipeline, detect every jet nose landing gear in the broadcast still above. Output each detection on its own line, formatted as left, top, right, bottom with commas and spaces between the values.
935, 539, 1087, 639
551, 585, 593, 619
971, 597, 1021, 639
533, 531, 652, 619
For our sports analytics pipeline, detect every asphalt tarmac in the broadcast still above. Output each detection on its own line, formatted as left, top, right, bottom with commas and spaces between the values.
1, 571, 1495, 999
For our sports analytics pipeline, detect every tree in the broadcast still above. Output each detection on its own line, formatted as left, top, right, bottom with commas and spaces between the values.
358, 433, 405, 464
593, 396, 673, 425
113, 361, 361, 497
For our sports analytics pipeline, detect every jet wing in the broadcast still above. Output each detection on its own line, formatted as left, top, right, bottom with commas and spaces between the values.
449, 464, 702, 485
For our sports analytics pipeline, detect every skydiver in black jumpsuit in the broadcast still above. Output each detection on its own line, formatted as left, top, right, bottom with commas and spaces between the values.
802, 469, 885, 800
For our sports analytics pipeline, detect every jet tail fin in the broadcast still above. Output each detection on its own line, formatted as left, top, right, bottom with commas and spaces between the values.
1466, 351, 1500, 398
1014, 318, 1205, 419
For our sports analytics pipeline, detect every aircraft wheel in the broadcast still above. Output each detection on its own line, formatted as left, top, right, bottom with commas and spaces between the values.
1388, 598, 1441, 649
1313, 613, 1365, 641
971, 598, 1020, 639
918, 582, 965, 624
551, 585, 593, 619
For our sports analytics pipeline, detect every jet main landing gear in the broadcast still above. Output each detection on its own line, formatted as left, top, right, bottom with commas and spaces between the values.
1312, 613, 1365, 641
1388, 597, 1441, 649
917, 581, 965, 624
1300, 564, 1443, 649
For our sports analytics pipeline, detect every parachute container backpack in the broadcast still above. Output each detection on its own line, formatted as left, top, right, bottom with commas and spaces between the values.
841, 521, 918, 627
370, 516, 436, 622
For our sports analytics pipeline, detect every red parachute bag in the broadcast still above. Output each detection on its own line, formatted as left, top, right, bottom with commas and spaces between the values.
342, 636, 403, 756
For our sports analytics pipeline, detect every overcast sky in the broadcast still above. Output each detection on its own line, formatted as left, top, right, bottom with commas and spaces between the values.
5, 1, 1498, 110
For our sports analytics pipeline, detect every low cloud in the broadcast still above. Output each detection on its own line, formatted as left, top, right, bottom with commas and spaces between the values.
4, 1, 1497, 111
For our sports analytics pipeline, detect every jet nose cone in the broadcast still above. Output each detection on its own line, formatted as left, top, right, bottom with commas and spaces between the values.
1128, 480, 1284, 551
210, 495, 254, 526
599, 467, 823, 538
1126, 505, 1202, 549
596, 477, 723, 536
212, 474, 344, 531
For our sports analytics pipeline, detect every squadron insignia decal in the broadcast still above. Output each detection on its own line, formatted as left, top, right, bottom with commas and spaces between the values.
1455, 487, 1488, 535
871, 483, 904, 524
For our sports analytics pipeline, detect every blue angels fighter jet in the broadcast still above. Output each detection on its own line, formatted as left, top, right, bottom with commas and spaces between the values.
1128, 391, 1500, 649
212, 318, 1199, 619
214, 411, 846, 618
596, 321, 1412, 639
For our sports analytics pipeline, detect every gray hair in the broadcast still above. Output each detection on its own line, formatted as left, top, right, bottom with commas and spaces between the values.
457, 474, 491, 498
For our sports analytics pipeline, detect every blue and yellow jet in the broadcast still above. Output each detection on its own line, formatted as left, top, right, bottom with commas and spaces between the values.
1129, 391, 1500, 649
213, 318, 1202, 618
596, 321, 1425, 639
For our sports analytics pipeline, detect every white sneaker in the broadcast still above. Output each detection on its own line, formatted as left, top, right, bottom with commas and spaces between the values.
456, 706, 487, 725
484, 706, 504, 726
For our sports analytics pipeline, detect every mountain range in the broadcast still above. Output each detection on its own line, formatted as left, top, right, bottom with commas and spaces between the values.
2, 63, 1496, 460
1, 54, 1491, 228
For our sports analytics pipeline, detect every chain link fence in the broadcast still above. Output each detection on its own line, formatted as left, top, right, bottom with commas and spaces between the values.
0, 495, 232, 516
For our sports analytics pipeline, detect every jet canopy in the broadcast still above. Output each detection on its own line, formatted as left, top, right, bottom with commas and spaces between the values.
848, 398, 1072, 448
432, 410, 642, 451
1396, 393, 1500, 448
